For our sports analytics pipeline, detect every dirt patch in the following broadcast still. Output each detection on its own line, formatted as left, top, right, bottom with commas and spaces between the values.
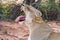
0, 21, 29, 40
0, 21, 60, 40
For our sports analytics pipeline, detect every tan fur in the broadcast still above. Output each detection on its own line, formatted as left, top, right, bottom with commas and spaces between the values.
21, 4, 60, 40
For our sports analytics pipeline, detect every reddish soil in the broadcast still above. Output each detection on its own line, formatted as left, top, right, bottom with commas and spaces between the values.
0, 21, 29, 40
0, 21, 60, 40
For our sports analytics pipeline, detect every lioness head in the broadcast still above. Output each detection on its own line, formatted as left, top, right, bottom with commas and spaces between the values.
20, 4, 42, 17
20, 4, 43, 23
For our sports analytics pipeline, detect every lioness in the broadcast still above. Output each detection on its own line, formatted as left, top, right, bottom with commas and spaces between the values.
21, 4, 60, 40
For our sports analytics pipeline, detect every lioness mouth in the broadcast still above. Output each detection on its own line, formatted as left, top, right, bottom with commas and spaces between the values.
15, 5, 25, 22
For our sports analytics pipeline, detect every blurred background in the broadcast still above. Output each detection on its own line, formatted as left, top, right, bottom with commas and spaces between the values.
0, 0, 60, 21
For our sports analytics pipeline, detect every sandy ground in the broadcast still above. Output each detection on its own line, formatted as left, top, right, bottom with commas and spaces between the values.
0, 21, 60, 40
0, 21, 29, 40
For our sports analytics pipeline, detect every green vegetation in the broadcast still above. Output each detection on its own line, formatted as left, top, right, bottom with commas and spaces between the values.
27, 0, 60, 20
0, 2, 22, 20
0, 0, 60, 21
